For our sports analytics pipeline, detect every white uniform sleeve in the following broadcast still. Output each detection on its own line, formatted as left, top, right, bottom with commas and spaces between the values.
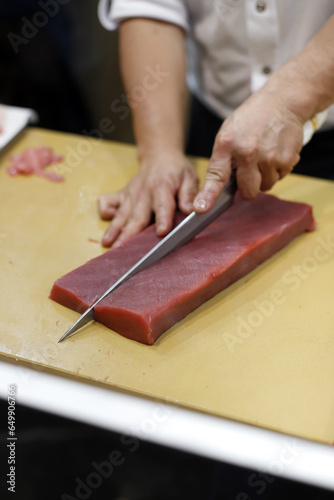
98, 0, 189, 31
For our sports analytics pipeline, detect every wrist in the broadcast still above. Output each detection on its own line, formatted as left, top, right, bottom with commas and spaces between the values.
264, 67, 317, 124
137, 142, 185, 166
138, 151, 187, 175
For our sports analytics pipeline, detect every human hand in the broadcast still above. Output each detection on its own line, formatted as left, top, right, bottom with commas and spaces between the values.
99, 152, 199, 247
193, 88, 304, 213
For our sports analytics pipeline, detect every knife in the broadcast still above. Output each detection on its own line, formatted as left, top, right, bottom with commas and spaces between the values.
58, 172, 237, 342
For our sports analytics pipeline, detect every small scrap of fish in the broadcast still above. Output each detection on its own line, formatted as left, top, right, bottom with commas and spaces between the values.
6, 147, 64, 182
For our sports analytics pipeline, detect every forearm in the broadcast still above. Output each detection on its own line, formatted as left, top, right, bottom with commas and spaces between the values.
264, 14, 334, 122
119, 18, 187, 162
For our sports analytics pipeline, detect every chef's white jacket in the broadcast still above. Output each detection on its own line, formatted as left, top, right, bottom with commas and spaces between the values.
98, 0, 334, 128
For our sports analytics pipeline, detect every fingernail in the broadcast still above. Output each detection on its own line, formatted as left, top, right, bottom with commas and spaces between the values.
102, 236, 110, 247
194, 198, 207, 211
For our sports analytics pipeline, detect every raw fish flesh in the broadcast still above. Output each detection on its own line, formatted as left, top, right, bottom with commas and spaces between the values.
50, 193, 314, 345
6, 147, 63, 182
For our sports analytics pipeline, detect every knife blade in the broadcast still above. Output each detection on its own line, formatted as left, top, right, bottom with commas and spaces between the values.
58, 172, 237, 342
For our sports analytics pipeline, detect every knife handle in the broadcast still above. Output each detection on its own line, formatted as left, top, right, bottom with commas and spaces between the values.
302, 110, 328, 146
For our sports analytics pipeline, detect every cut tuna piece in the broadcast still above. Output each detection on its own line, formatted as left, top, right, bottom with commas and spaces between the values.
6, 147, 64, 182
50, 193, 315, 345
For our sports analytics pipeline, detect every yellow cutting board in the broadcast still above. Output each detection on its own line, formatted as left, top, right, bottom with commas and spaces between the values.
1, 127, 334, 444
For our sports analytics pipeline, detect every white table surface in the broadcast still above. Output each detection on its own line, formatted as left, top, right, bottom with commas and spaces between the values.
0, 105, 38, 151
1, 359, 333, 492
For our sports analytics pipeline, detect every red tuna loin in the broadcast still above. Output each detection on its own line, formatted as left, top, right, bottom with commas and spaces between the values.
50, 193, 315, 345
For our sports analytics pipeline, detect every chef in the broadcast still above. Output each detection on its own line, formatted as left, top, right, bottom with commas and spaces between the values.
97, 0, 334, 248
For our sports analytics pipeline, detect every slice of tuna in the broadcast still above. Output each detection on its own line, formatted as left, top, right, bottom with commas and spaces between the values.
6, 147, 64, 182
50, 193, 315, 345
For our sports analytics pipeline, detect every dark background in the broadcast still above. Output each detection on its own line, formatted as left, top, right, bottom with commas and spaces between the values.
0, 0, 134, 142
0, 398, 333, 500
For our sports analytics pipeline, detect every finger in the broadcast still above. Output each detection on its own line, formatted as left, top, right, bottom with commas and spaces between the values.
103, 191, 153, 248
111, 198, 153, 248
101, 196, 133, 247
290, 152, 301, 171
98, 193, 120, 220
111, 217, 152, 248
193, 135, 232, 213
275, 146, 301, 178
236, 163, 262, 199
178, 170, 199, 214
152, 184, 177, 236
258, 138, 301, 191
258, 164, 280, 192
261, 156, 299, 193
101, 222, 122, 247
